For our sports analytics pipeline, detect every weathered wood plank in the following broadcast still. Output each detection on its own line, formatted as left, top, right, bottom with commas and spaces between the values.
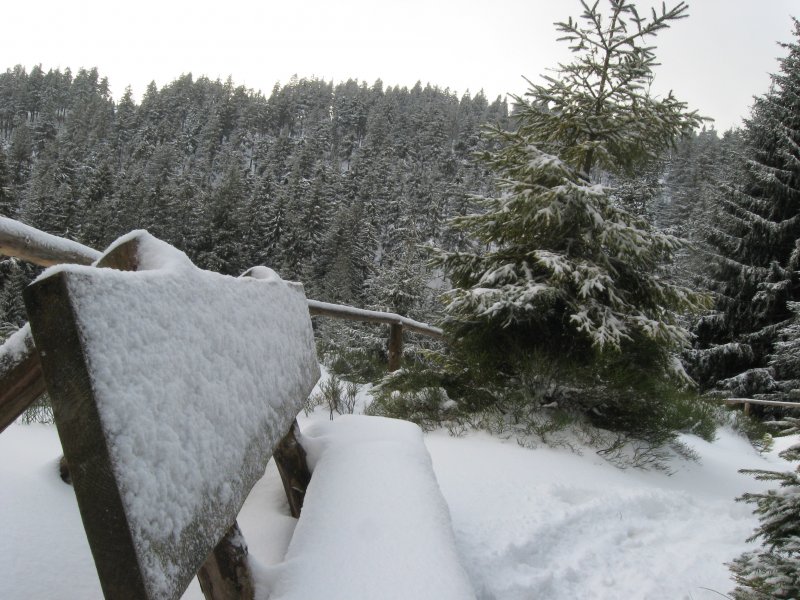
272, 420, 312, 519
387, 323, 404, 372
307, 299, 443, 338
721, 397, 800, 409
25, 269, 149, 600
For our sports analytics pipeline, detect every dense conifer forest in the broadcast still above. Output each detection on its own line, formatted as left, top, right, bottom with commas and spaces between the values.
0, 58, 797, 411
0, 66, 508, 333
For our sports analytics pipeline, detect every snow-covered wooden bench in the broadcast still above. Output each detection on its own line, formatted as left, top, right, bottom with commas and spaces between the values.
22, 231, 473, 600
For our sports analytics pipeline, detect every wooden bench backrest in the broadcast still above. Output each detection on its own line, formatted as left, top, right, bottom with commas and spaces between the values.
24, 232, 320, 600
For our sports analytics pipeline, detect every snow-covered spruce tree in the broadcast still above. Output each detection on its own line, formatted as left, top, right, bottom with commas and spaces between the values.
688, 20, 800, 403
425, 1, 708, 435
768, 302, 800, 403
729, 417, 800, 599
655, 128, 746, 293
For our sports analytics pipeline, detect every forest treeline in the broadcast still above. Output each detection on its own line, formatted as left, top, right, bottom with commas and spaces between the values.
0, 65, 507, 327
0, 58, 797, 411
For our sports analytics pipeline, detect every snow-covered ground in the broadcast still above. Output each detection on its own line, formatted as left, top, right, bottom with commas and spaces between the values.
1, 392, 793, 600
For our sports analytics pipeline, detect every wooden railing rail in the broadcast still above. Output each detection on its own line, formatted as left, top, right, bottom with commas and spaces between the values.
0, 216, 100, 266
720, 397, 800, 416
307, 300, 443, 372
307, 299, 443, 338
0, 219, 444, 431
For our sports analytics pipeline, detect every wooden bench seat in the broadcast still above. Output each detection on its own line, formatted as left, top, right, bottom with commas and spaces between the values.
267, 416, 474, 600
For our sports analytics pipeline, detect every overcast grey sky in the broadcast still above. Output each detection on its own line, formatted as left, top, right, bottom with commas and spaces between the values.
2, 0, 796, 131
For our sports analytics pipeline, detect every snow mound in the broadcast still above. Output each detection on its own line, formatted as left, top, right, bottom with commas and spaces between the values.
427, 428, 792, 600
264, 415, 475, 600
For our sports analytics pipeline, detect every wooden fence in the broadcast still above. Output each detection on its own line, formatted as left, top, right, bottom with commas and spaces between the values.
720, 397, 800, 415
10, 218, 798, 430
0, 218, 442, 433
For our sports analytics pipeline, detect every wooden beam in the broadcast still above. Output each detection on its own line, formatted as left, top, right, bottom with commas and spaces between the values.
0, 216, 100, 267
387, 323, 404, 372
25, 268, 150, 600
721, 397, 800, 409
307, 299, 443, 338
272, 420, 312, 519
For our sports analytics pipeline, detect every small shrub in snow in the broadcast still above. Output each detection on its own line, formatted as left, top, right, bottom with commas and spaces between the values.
18, 394, 54, 425
308, 375, 360, 419
369, 366, 468, 432
310, 376, 348, 419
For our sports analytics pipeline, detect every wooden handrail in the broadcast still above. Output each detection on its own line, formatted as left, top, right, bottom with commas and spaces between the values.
307, 300, 443, 338
0, 220, 445, 431
0, 217, 101, 267
0, 219, 443, 337
721, 397, 800, 409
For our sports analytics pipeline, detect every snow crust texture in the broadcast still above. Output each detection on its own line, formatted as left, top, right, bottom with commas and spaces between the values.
265, 415, 476, 600
427, 429, 789, 600
39, 233, 319, 599
1, 417, 795, 600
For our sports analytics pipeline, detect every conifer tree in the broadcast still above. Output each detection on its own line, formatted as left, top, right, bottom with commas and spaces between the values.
729, 416, 800, 599
689, 19, 800, 401
0, 144, 14, 216
432, 0, 706, 425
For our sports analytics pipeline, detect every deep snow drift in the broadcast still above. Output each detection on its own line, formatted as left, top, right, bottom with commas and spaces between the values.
0, 396, 793, 600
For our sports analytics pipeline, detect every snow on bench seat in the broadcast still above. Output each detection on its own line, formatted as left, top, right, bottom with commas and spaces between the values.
265, 415, 476, 600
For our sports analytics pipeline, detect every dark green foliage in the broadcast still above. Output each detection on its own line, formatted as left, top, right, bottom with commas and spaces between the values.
514, 0, 702, 178
688, 20, 800, 404
730, 417, 800, 599
0, 67, 506, 375
0, 259, 38, 334
0, 144, 15, 216
418, 0, 709, 446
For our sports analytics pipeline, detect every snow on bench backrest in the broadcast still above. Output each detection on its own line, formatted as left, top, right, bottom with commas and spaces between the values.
23, 231, 320, 600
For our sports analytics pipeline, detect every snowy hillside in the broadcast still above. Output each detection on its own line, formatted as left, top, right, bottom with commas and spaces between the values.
1, 395, 793, 600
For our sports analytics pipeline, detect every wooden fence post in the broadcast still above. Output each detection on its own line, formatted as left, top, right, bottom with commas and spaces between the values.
388, 323, 403, 372
273, 420, 312, 519
197, 522, 255, 600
